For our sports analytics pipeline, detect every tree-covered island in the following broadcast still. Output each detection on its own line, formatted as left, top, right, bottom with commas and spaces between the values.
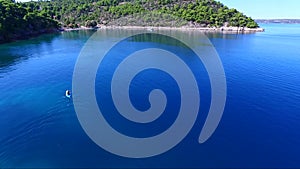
0, 0, 261, 43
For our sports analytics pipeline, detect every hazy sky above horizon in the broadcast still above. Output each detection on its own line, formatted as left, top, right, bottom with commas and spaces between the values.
17, 0, 300, 19
219, 0, 300, 19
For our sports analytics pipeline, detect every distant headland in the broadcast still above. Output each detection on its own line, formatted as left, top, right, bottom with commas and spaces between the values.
0, 0, 263, 44
255, 19, 300, 24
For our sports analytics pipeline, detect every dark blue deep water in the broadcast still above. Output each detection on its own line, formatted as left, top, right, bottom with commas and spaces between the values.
0, 24, 300, 168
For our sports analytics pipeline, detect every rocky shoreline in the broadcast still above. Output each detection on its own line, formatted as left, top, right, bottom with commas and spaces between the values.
63, 25, 265, 33
99, 25, 265, 33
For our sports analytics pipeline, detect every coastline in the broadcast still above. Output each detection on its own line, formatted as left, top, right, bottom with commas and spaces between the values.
61, 26, 98, 31
63, 25, 264, 33
100, 25, 264, 33
0, 25, 264, 44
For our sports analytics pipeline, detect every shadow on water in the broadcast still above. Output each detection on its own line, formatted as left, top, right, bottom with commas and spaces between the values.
60, 30, 96, 40
0, 29, 251, 73
94, 28, 218, 49
204, 32, 240, 39
0, 30, 95, 75
0, 33, 60, 70
127, 31, 243, 48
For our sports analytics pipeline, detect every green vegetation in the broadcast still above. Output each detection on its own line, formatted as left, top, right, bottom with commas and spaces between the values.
0, 0, 259, 43
108, 11, 189, 27
24, 0, 258, 29
0, 0, 59, 43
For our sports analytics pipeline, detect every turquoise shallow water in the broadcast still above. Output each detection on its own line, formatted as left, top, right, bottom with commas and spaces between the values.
0, 24, 300, 168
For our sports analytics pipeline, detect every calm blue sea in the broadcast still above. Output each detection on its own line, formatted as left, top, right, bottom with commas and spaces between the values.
0, 24, 300, 168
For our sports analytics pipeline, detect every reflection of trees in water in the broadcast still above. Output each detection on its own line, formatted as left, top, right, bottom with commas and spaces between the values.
60, 30, 96, 40
95, 29, 215, 49
0, 33, 60, 70
0, 29, 243, 74
128, 33, 188, 48
89, 29, 221, 65
205, 32, 239, 39
0, 30, 97, 72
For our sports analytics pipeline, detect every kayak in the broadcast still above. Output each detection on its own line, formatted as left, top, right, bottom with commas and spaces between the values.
65, 90, 71, 98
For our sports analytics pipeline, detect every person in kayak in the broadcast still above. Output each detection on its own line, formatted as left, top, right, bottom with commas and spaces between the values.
66, 90, 71, 98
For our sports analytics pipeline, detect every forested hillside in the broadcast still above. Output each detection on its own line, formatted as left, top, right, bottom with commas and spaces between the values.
0, 0, 59, 43
0, 0, 259, 43
24, 0, 259, 28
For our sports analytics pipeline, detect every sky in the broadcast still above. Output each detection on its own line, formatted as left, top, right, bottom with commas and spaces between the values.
17, 0, 300, 19
219, 0, 300, 19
